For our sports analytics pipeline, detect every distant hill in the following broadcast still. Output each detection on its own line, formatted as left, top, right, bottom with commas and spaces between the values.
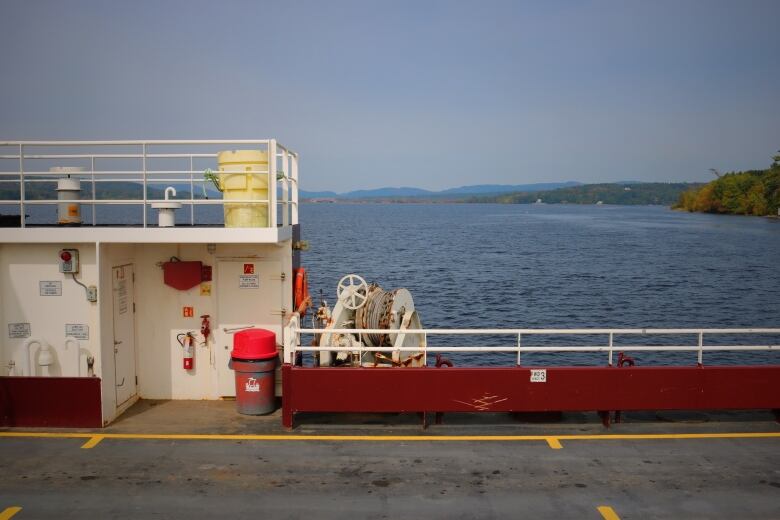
472, 182, 704, 205
300, 182, 582, 200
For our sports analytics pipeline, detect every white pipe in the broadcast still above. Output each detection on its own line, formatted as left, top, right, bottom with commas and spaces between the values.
22, 338, 42, 376
37, 343, 54, 377
164, 186, 176, 200
64, 336, 80, 377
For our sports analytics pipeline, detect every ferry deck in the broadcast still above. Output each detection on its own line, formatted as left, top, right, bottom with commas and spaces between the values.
0, 140, 778, 519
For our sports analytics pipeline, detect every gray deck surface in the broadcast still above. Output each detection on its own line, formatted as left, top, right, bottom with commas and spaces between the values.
1, 400, 779, 519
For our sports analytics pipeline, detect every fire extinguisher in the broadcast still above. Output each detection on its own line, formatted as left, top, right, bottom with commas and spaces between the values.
177, 332, 196, 370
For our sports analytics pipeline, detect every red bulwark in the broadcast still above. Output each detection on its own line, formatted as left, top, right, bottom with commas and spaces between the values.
281, 365, 780, 428
0, 376, 102, 428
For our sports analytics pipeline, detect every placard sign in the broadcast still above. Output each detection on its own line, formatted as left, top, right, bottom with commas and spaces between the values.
239, 274, 260, 289
530, 369, 547, 383
65, 323, 89, 340
8, 322, 31, 338
40, 281, 63, 296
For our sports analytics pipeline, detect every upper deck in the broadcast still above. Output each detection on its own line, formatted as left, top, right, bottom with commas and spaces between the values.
0, 139, 298, 243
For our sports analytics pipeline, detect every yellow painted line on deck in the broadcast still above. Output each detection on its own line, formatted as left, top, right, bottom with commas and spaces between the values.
80, 435, 104, 449
597, 505, 621, 520
0, 431, 779, 443
0, 507, 22, 520
546, 437, 563, 449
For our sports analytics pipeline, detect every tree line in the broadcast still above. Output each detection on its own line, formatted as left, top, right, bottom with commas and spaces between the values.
675, 152, 780, 216
471, 182, 701, 205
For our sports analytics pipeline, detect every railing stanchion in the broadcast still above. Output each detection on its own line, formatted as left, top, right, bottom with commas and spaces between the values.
516, 333, 522, 366
18, 144, 24, 228
698, 331, 704, 366
608, 332, 614, 366
189, 155, 195, 225
268, 139, 277, 228
91, 156, 96, 226
142, 143, 147, 227
281, 149, 289, 227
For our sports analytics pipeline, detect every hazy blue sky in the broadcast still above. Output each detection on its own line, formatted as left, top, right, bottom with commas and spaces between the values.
1, 0, 778, 191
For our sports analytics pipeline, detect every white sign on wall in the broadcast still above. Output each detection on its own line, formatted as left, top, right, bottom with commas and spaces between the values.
39, 281, 63, 296
239, 274, 260, 289
8, 322, 31, 338
65, 323, 89, 340
530, 369, 547, 383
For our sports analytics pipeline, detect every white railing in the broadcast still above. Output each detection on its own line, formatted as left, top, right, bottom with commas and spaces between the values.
282, 317, 780, 366
0, 139, 299, 228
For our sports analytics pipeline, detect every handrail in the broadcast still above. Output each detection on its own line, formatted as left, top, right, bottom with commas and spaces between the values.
0, 139, 298, 228
282, 323, 780, 366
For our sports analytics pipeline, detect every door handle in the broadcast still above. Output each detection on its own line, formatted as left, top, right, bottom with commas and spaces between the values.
114, 340, 123, 345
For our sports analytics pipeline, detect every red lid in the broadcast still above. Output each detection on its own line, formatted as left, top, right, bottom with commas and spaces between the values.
232, 329, 277, 360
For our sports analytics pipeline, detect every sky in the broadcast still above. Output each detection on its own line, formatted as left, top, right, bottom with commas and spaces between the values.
0, 0, 778, 192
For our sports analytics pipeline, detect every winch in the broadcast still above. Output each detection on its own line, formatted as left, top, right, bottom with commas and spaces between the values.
314, 274, 426, 367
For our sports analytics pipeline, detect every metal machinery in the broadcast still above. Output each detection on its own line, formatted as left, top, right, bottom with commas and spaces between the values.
313, 274, 426, 367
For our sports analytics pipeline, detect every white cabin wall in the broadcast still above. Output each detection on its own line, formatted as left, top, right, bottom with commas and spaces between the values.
132, 242, 292, 400
0, 243, 99, 378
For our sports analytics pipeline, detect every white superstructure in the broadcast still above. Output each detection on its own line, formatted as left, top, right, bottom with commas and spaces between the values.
0, 140, 299, 424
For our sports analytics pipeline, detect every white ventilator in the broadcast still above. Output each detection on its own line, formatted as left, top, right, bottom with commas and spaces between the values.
316, 274, 426, 367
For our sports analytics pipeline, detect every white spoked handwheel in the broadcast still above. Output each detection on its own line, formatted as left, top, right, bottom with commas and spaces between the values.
337, 274, 369, 310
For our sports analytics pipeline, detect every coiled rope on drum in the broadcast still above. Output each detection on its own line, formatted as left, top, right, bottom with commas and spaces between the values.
357, 287, 394, 346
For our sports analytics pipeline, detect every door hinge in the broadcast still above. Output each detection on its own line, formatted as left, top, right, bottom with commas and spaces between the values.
135, 376, 138, 385
133, 302, 136, 313
132, 272, 135, 282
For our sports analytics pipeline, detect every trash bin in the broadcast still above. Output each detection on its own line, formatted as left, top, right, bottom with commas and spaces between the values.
230, 328, 278, 415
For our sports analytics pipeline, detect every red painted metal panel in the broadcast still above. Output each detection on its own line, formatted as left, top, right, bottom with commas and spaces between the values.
281, 365, 780, 427
0, 376, 102, 428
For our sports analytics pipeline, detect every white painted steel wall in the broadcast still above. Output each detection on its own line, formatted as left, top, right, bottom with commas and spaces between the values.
0, 240, 292, 426
130, 243, 290, 401
0, 243, 100, 378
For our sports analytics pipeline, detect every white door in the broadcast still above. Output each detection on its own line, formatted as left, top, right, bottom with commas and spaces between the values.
112, 264, 137, 407
216, 260, 283, 396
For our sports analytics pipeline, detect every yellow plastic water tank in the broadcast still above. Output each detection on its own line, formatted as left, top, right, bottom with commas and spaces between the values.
217, 150, 269, 227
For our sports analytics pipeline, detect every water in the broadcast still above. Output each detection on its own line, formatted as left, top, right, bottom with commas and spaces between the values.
299, 203, 780, 367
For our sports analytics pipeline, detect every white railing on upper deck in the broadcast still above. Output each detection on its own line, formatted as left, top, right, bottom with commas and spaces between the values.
282, 315, 780, 367
0, 139, 298, 228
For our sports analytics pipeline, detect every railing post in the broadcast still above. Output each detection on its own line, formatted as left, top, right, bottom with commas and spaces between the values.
281, 148, 289, 227
698, 331, 704, 366
142, 143, 147, 227
268, 139, 277, 228
18, 144, 24, 228
91, 156, 96, 226
516, 333, 522, 366
189, 155, 195, 225
291, 153, 299, 225
608, 332, 614, 366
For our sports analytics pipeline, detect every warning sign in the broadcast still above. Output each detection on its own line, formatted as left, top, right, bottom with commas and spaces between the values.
183, 306, 194, 317
243, 263, 255, 275
239, 274, 260, 289
8, 323, 31, 338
